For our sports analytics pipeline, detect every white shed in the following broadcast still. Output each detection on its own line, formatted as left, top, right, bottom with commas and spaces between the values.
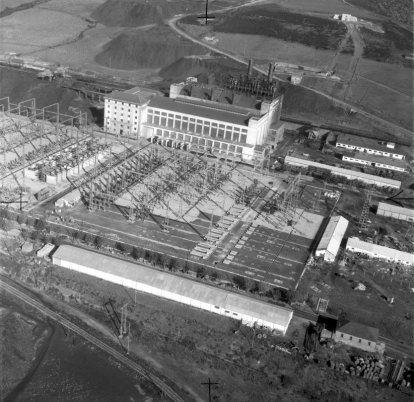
316, 216, 349, 262
52, 245, 293, 334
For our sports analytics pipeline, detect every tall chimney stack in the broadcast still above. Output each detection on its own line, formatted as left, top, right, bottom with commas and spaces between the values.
267, 63, 274, 82
247, 59, 253, 77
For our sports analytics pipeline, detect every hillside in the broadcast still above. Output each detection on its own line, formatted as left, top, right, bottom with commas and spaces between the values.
91, 0, 204, 27
95, 26, 208, 70
159, 55, 245, 81
350, 0, 413, 29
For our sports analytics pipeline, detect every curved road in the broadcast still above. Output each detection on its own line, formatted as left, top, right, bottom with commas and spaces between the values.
0, 278, 185, 402
167, 7, 413, 139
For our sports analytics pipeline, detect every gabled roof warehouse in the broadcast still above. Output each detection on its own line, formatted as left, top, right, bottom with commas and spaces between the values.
377, 202, 414, 222
346, 237, 414, 266
316, 216, 349, 262
52, 245, 293, 334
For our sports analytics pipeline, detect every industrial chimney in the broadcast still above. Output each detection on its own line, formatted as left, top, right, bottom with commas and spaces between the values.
267, 63, 274, 82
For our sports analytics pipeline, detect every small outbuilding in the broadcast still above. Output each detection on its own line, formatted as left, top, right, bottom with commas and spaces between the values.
334, 321, 384, 354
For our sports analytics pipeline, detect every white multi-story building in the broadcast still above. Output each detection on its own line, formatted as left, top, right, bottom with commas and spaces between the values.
104, 87, 157, 137
104, 83, 283, 162
336, 134, 405, 160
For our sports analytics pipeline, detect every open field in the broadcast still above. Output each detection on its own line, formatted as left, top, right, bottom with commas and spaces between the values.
0, 8, 88, 55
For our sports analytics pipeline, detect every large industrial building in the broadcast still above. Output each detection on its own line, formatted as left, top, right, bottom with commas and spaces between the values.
52, 245, 294, 334
376, 202, 414, 222
346, 237, 414, 266
335, 134, 405, 160
104, 78, 283, 162
315, 216, 349, 262
284, 155, 401, 189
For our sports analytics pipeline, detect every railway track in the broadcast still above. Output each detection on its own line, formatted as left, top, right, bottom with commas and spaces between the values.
0, 278, 185, 402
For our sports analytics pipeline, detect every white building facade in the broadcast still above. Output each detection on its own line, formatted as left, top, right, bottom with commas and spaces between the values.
104, 84, 282, 162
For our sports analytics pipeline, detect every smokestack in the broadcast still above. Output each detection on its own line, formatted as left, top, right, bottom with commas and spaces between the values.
267, 63, 274, 82
247, 59, 253, 77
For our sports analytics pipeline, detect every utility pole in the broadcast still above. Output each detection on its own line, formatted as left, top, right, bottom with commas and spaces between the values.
201, 377, 219, 402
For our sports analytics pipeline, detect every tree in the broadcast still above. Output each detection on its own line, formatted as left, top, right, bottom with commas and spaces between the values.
51, 236, 62, 246
94, 236, 105, 249
233, 275, 246, 290
34, 218, 46, 232
196, 266, 205, 278
115, 242, 128, 253
210, 271, 219, 281
131, 246, 142, 260
167, 257, 176, 271
83, 233, 94, 244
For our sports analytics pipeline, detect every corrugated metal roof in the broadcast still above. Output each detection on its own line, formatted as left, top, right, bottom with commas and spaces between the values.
148, 96, 254, 127
317, 216, 348, 258
377, 202, 414, 218
337, 321, 379, 342
53, 245, 293, 326
349, 152, 406, 169
346, 237, 414, 265
336, 134, 404, 156
285, 156, 401, 188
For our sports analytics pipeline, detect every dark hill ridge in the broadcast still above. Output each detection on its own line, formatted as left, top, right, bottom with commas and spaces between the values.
95, 26, 207, 69
91, 0, 204, 27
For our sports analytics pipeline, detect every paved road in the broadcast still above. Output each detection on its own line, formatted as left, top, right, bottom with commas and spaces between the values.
167, 7, 413, 140
0, 277, 185, 402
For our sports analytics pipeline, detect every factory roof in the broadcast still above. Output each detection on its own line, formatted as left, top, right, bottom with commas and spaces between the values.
346, 237, 414, 265
106, 87, 156, 105
377, 202, 414, 218
336, 134, 404, 156
53, 245, 293, 327
148, 95, 255, 127
182, 84, 261, 110
347, 152, 406, 169
337, 322, 379, 342
317, 216, 349, 257
284, 156, 401, 188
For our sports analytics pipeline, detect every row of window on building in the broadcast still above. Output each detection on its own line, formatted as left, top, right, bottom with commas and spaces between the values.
340, 333, 372, 345
147, 109, 248, 144
152, 128, 245, 154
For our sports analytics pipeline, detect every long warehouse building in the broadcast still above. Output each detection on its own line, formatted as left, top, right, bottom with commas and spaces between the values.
315, 215, 349, 262
376, 202, 414, 222
52, 245, 293, 334
346, 237, 414, 266
284, 155, 401, 189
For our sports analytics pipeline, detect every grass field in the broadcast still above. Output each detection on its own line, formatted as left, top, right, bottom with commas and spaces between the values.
203, 6, 347, 51
359, 21, 413, 64
0, 8, 88, 55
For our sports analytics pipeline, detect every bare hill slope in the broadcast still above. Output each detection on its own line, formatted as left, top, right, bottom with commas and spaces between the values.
91, 0, 204, 27
95, 26, 207, 69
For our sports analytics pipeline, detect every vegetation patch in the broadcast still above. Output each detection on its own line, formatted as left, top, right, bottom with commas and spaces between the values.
349, 0, 413, 28
360, 21, 413, 64
204, 6, 347, 51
